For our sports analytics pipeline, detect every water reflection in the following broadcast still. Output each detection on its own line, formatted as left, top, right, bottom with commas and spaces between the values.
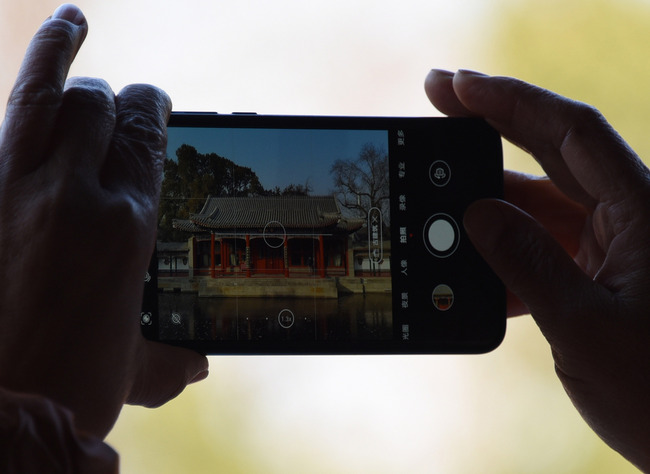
158, 293, 393, 342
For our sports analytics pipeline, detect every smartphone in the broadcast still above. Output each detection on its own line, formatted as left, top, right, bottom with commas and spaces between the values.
140, 112, 505, 355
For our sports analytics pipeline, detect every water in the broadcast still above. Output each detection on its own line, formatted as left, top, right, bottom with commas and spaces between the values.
158, 292, 393, 343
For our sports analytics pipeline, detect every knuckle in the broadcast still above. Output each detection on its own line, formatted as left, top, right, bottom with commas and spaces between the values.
558, 100, 610, 151
569, 100, 605, 127
63, 78, 114, 105
116, 84, 172, 127
6, 78, 62, 112
60, 78, 115, 118
113, 88, 169, 173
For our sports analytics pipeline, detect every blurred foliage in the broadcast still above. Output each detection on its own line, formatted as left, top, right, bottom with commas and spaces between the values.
106, 373, 263, 473
486, 0, 650, 175
482, 0, 648, 472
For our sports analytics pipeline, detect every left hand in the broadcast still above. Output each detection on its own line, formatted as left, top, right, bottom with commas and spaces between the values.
0, 4, 208, 439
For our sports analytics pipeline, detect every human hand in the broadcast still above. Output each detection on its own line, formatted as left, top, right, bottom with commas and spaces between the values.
0, 4, 208, 438
425, 69, 650, 469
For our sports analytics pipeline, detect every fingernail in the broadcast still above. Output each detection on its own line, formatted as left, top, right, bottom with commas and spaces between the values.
429, 68, 454, 77
454, 69, 490, 81
425, 69, 453, 90
457, 69, 489, 79
52, 4, 86, 26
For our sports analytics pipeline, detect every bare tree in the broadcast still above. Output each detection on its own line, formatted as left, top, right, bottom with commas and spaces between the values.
330, 143, 389, 222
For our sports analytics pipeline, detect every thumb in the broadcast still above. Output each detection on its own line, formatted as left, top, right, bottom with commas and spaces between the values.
463, 199, 605, 349
128, 341, 209, 408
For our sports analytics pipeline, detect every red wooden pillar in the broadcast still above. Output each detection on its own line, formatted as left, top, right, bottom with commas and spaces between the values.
246, 235, 251, 278
318, 235, 325, 278
284, 237, 289, 278
210, 233, 215, 278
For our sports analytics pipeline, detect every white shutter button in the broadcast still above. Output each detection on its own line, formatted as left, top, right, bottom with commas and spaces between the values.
423, 214, 460, 258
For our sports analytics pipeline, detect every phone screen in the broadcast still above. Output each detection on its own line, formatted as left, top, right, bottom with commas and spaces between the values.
141, 114, 505, 354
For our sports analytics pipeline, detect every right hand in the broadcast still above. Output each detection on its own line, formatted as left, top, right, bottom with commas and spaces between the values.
425, 68, 650, 470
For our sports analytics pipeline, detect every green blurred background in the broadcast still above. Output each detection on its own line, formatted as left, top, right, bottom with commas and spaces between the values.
1, 0, 648, 472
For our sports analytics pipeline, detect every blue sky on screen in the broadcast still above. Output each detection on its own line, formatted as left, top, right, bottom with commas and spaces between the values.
166, 127, 388, 195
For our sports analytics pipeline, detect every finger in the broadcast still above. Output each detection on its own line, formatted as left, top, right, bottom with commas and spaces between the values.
424, 69, 473, 117
450, 70, 650, 210
463, 199, 611, 347
0, 4, 88, 179
127, 341, 209, 408
49, 77, 116, 175
504, 170, 587, 258
502, 171, 587, 317
102, 84, 172, 201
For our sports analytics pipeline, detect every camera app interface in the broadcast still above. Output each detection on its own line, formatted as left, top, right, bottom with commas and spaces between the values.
151, 125, 393, 345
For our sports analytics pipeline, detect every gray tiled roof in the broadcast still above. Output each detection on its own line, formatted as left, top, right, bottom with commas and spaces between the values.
173, 195, 365, 234
157, 241, 189, 253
